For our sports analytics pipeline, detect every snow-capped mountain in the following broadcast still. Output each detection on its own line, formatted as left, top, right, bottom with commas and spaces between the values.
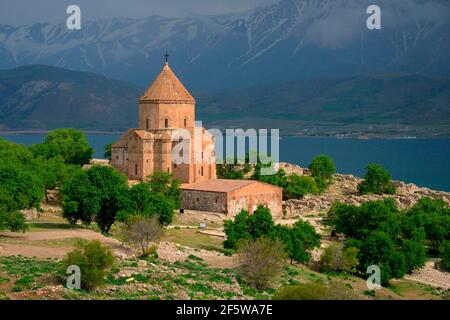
0, 0, 449, 90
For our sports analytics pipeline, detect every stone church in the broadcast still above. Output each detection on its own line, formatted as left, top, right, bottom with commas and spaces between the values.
111, 61, 216, 183
111, 59, 282, 218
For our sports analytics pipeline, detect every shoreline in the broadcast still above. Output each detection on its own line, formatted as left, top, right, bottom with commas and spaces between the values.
1, 130, 449, 140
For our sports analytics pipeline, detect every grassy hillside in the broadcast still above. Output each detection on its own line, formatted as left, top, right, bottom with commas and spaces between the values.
0, 65, 141, 131
197, 74, 450, 137
0, 65, 449, 136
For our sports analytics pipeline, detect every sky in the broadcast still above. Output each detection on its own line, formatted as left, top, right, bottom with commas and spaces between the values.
0, 0, 277, 26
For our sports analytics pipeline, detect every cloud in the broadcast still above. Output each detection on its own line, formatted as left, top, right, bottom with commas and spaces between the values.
0, 0, 277, 26
303, 0, 450, 49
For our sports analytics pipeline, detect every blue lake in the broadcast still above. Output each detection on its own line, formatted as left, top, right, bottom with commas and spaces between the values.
1, 133, 449, 192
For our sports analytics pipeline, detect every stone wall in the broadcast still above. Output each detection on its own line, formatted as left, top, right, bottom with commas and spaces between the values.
182, 190, 228, 214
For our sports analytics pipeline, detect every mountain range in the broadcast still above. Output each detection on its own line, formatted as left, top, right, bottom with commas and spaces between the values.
0, 0, 449, 90
1, 65, 449, 137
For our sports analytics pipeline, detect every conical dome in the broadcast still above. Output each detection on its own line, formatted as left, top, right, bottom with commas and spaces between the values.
140, 63, 195, 104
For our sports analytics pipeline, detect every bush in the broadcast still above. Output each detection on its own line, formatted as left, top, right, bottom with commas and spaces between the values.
439, 240, 450, 272
318, 242, 359, 273
122, 216, 164, 257
284, 175, 318, 199
62, 240, 115, 290
357, 164, 396, 195
237, 237, 287, 290
273, 281, 357, 300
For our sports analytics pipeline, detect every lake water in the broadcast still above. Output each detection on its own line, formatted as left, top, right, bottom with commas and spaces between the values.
1, 133, 449, 192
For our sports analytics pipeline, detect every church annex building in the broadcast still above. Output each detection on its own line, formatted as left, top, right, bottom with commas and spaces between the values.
111, 60, 282, 218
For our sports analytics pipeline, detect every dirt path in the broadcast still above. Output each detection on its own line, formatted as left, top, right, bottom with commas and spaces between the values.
0, 229, 132, 259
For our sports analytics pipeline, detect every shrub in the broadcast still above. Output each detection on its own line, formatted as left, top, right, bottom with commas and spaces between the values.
318, 242, 359, 273
284, 175, 318, 199
237, 237, 287, 290
122, 216, 164, 257
62, 240, 115, 290
357, 164, 396, 195
439, 240, 450, 272
272, 281, 357, 300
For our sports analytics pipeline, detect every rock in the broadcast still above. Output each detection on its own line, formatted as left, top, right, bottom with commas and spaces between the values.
137, 260, 148, 267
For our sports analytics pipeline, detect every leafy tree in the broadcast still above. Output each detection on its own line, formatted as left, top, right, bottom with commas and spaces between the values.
104, 143, 112, 161
30, 129, 94, 165
308, 155, 336, 182
0, 211, 28, 232
224, 210, 252, 249
349, 231, 407, 285
62, 240, 115, 291
401, 238, 427, 272
284, 174, 318, 199
61, 166, 131, 234
357, 164, 396, 195
329, 199, 401, 240
328, 199, 427, 284
271, 221, 321, 264
30, 156, 73, 202
0, 138, 33, 166
224, 206, 320, 263
439, 240, 450, 272
318, 242, 359, 273
0, 164, 44, 213
122, 216, 164, 257
237, 237, 287, 290
402, 197, 450, 253
121, 173, 180, 226
147, 172, 181, 208
247, 205, 275, 238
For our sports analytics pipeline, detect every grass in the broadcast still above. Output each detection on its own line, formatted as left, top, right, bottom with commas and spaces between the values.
162, 229, 224, 252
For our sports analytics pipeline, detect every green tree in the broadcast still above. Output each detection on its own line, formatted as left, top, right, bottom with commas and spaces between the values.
223, 210, 252, 249
30, 156, 72, 202
30, 129, 94, 165
284, 174, 318, 199
308, 155, 336, 182
270, 221, 321, 264
247, 205, 275, 239
0, 165, 44, 232
439, 240, 450, 272
104, 143, 112, 161
147, 172, 181, 208
349, 231, 407, 285
61, 166, 131, 234
357, 164, 396, 195
62, 240, 115, 290
402, 197, 450, 253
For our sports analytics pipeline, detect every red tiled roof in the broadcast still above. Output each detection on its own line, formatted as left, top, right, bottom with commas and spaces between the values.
181, 179, 263, 193
140, 63, 195, 104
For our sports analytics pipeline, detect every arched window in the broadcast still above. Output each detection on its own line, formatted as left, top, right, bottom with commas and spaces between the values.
135, 164, 138, 175
165, 118, 169, 128
184, 118, 187, 128
146, 118, 149, 129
